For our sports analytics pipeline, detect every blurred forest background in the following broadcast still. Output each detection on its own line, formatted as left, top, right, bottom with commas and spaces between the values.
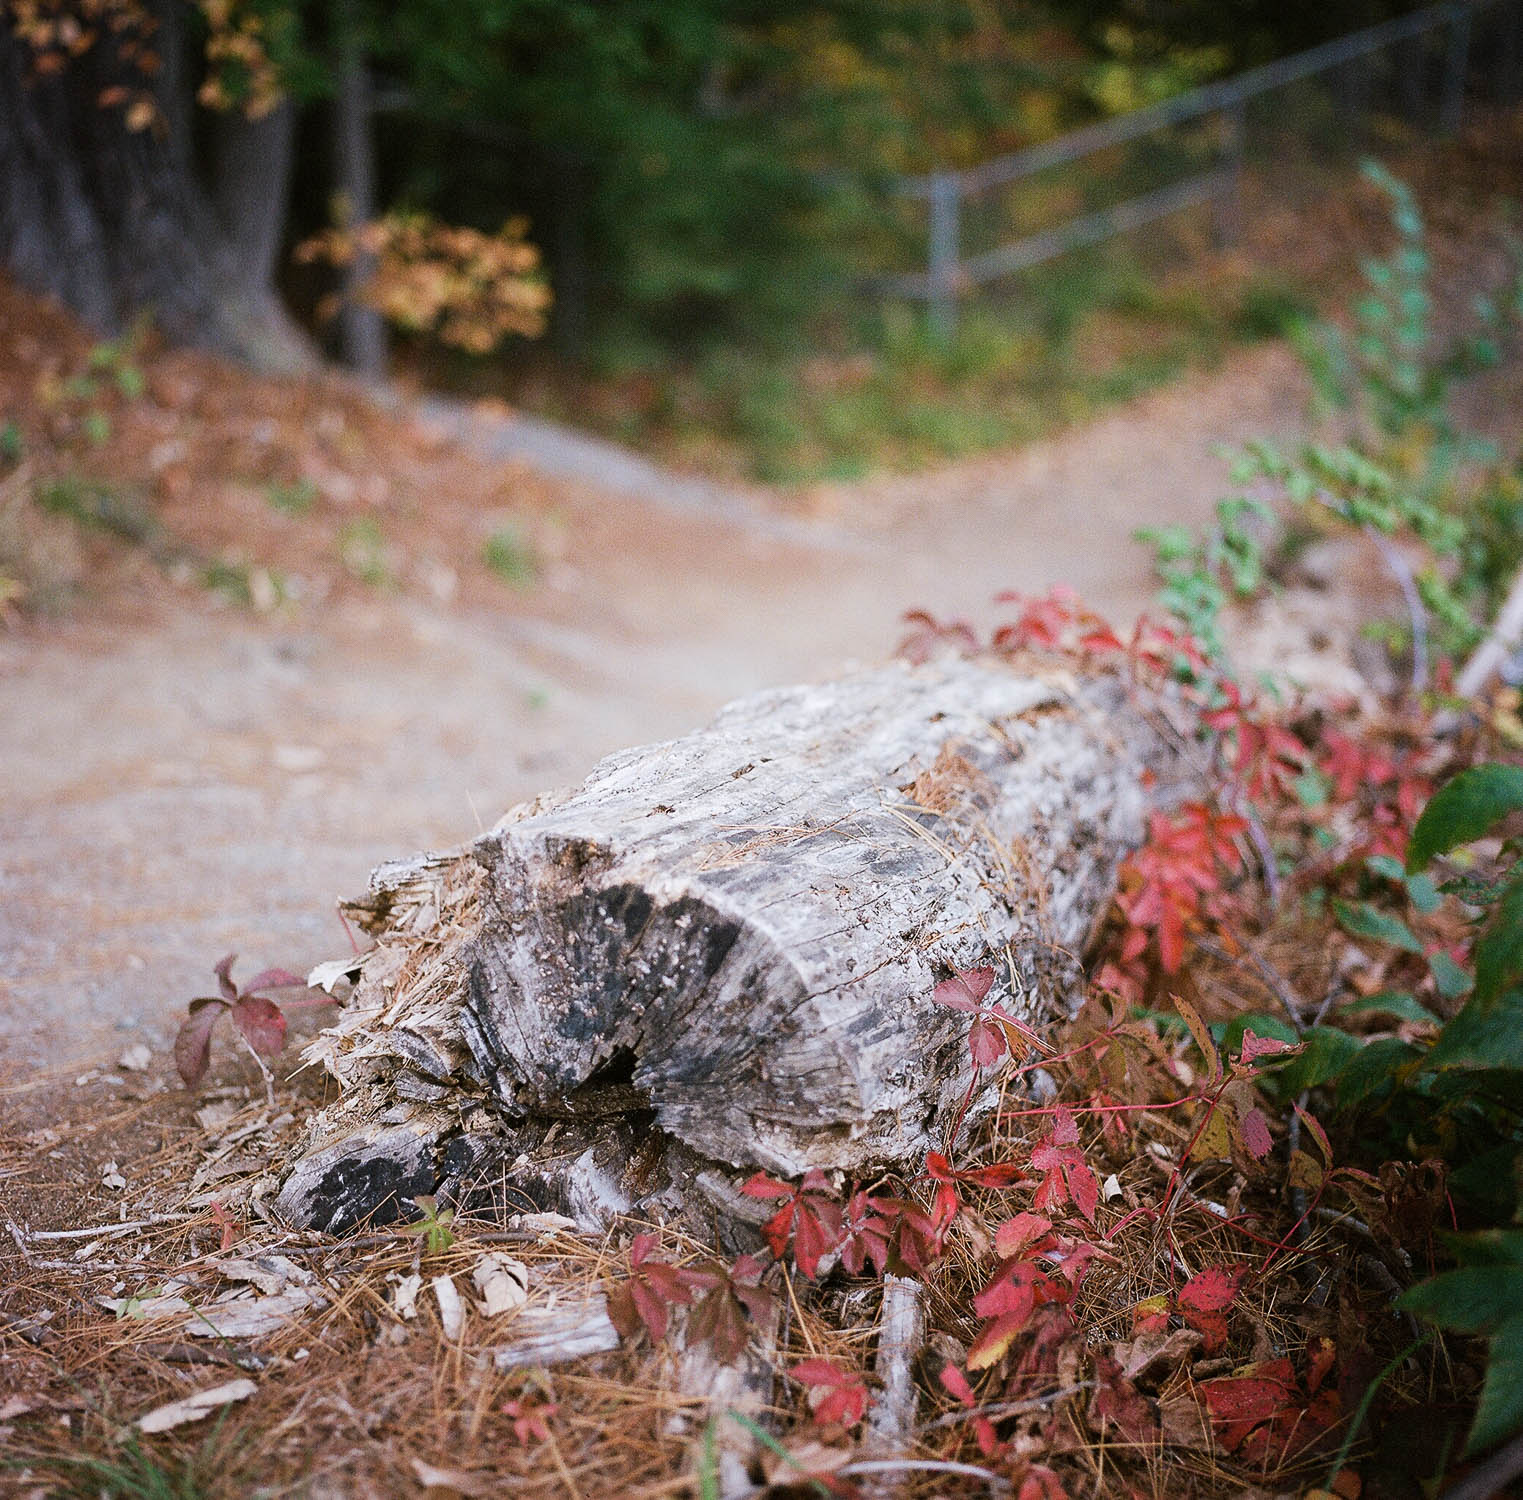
2, 0, 1518, 484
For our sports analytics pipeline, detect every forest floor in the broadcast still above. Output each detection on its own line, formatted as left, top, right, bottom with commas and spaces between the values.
0, 293, 1323, 1080
2, 140, 1523, 1496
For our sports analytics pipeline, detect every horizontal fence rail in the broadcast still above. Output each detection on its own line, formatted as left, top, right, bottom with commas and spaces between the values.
889, 0, 1516, 336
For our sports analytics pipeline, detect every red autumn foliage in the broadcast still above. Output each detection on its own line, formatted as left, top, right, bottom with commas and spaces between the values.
1200, 1339, 1341, 1463
1029, 1106, 1100, 1223
743, 1168, 845, 1278
1175, 1265, 1245, 1352
792, 1358, 872, 1427
173, 953, 309, 1086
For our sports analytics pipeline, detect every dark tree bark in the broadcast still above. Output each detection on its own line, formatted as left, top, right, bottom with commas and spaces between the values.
0, 20, 314, 371
332, 0, 386, 375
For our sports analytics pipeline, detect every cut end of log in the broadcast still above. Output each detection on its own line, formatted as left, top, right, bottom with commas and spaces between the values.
275, 656, 1180, 1235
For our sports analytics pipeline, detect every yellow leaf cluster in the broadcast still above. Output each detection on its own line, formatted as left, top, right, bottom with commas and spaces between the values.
297, 212, 551, 355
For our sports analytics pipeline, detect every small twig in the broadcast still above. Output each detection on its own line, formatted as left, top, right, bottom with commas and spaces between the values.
5, 1218, 34, 1262
1455, 555, 1523, 700
918, 1383, 1095, 1433
1364, 524, 1429, 697
837, 1459, 1011, 1495
237, 1030, 278, 1108
1191, 935, 1305, 1029
136, 1340, 265, 1370
20, 1216, 189, 1241
29, 1258, 153, 1272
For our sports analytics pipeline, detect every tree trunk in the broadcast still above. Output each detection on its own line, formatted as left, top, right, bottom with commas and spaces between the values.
275, 657, 1181, 1235
332, 0, 387, 376
0, 21, 313, 371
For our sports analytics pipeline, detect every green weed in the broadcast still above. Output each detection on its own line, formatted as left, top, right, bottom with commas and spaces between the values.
482, 524, 538, 588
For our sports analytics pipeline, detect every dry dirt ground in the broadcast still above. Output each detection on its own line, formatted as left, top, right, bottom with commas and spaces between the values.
0, 319, 1322, 1090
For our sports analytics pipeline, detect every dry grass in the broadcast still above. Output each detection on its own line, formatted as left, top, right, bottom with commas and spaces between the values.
0, 966, 1462, 1500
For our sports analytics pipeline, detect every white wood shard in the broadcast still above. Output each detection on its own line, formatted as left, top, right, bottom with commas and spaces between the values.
278, 656, 1176, 1231
489, 1297, 621, 1368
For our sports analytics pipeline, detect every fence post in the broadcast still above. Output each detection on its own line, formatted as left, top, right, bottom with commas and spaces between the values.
928, 171, 961, 343
1441, 2, 1472, 134
1212, 99, 1246, 250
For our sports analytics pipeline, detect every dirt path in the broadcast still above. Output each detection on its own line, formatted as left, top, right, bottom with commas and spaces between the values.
0, 342, 1313, 1071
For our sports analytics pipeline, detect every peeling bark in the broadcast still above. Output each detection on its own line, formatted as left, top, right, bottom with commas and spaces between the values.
276, 656, 1180, 1234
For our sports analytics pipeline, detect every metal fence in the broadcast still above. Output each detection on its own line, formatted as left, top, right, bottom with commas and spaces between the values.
881, 0, 1523, 338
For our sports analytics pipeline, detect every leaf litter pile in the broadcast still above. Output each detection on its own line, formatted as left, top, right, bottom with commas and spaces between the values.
5, 578, 1519, 1500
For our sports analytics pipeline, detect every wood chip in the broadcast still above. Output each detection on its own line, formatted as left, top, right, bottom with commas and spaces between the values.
136, 1378, 257, 1433
472, 1253, 529, 1317
432, 1274, 465, 1341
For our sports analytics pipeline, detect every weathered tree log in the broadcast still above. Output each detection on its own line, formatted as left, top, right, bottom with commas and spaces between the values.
276, 656, 1178, 1233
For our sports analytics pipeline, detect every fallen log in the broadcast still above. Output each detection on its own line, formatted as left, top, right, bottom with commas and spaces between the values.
275, 656, 1179, 1234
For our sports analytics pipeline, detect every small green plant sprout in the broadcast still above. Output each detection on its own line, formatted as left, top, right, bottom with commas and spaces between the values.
482, 523, 538, 588
264, 477, 317, 516
337, 516, 393, 588
86, 326, 147, 400
1135, 495, 1273, 667
402, 1195, 456, 1255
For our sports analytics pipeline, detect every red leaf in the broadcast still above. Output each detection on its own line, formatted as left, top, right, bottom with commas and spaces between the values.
1238, 1027, 1296, 1064
1238, 1106, 1274, 1161
1178, 1265, 1243, 1353
173, 999, 227, 1086
209, 1199, 239, 1254
838, 1191, 891, 1278
792, 1200, 838, 1279
630, 1276, 672, 1342
213, 953, 239, 1001
926, 1152, 1022, 1189
230, 994, 287, 1057
1295, 1104, 1333, 1162
502, 1397, 556, 1447
939, 1363, 976, 1406
792, 1359, 870, 1427
741, 1172, 793, 1200
1090, 1353, 1157, 1443
1029, 1110, 1099, 1224
968, 1014, 1008, 1069
1178, 1266, 1243, 1314
993, 1213, 1053, 1257
967, 1309, 1031, 1371
1016, 1465, 1067, 1500
1202, 1361, 1296, 1430
933, 965, 996, 1012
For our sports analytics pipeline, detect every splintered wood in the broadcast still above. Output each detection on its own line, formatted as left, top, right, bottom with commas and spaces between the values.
277, 656, 1175, 1233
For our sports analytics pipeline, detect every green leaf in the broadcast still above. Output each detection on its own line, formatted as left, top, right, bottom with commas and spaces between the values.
1294, 768, 1329, 808
1427, 988, 1523, 1071
1475, 874, 1523, 1004
1334, 1036, 1419, 1112
1439, 1229, 1523, 1268
1272, 1026, 1362, 1096
1366, 854, 1406, 881
1334, 899, 1422, 952
1428, 952, 1474, 1001
1343, 990, 1441, 1025
1217, 1011, 1299, 1056
1407, 765, 1523, 872
1406, 873, 1442, 914
1399, 1265, 1523, 1334
1468, 1311, 1523, 1455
